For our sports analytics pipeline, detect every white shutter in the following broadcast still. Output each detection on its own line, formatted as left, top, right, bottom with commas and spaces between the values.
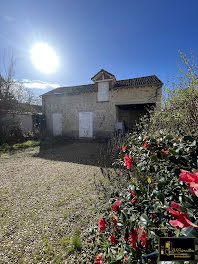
79, 112, 93, 138
98, 82, 109, 102
52, 113, 62, 136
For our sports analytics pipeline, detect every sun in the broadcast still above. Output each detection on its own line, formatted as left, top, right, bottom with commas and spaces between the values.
31, 43, 58, 74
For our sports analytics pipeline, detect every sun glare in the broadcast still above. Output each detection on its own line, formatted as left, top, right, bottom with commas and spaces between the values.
31, 43, 58, 74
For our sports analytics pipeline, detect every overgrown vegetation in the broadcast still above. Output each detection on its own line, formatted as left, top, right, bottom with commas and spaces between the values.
0, 140, 40, 154
0, 50, 41, 145
141, 50, 198, 137
93, 51, 198, 264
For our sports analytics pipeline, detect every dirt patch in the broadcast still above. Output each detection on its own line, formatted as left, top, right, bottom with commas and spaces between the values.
0, 141, 108, 263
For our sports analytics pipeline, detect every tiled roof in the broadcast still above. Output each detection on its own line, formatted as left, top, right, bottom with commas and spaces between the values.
115, 75, 163, 88
42, 75, 163, 96
42, 84, 95, 96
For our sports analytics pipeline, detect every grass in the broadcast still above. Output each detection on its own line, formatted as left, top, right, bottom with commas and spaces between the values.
0, 136, 72, 156
0, 141, 107, 263
66, 227, 82, 255
0, 140, 40, 154
71, 227, 82, 251
60, 228, 83, 258
55, 200, 66, 207
61, 235, 70, 247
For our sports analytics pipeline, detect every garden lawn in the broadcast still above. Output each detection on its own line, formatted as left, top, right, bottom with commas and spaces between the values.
0, 141, 106, 264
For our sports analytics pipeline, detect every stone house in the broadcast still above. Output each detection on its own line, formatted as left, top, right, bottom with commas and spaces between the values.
42, 69, 163, 138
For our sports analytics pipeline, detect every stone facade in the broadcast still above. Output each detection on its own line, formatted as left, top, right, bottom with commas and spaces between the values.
42, 70, 162, 138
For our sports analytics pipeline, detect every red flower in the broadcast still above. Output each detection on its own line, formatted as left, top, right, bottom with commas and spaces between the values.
168, 203, 198, 229
137, 226, 147, 247
152, 213, 157, 219
169, 215, 196, 229
109, 233, 118, 245
129, 230, 138, 250
129, 227, 147, 249
189, 182, 198, 196
98, 218, 106, 233
148, 259, 156, 264
132, 197, 138, 204
143, 142, 149, 150
122, 145, 127, 152
180, 169, 198, 183
130, 190, 138, 203
171, 202, 185, 212
180, 170, 198, 197
161, 149, 169, 154
94, 254, 104, 264
168, 206, 180, 218
112, 215, 118, 231
124, 154, 132, 169
123, 256, 128, 263
111, 198, 121, 214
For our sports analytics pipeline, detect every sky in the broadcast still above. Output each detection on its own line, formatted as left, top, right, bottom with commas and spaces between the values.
0, 0, 198, 95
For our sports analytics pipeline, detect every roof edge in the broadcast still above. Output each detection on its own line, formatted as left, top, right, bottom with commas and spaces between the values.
42, 75, 163, 96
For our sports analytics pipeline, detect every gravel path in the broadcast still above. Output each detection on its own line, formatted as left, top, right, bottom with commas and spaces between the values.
0, 141, 107, 264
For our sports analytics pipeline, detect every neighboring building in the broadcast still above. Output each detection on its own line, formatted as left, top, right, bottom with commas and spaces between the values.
0, 104, 42, 135
42, 69, 163, 138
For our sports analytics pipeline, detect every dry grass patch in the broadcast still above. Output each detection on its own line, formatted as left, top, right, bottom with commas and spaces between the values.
0, 142, 108, 263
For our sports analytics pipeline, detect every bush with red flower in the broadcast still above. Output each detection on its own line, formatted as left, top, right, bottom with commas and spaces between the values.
93, 133, 198, 263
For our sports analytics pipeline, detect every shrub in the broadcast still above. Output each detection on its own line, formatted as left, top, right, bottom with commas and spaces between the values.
136, 50, 198, 139
93, 132, 198, 263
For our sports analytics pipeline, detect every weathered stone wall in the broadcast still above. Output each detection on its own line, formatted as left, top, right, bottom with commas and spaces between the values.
43, 85, 162, 138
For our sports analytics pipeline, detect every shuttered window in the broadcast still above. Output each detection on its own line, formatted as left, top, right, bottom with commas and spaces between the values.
98, 81, 109, 102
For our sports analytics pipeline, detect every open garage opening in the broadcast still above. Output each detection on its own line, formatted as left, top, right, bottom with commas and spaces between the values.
116, 103, 155, 133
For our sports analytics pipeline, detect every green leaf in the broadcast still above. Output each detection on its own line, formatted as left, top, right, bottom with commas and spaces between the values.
180, 221, 198, 238
116, 253, 124, 261
154, 202, 160, 212
157, 193, 165, 201
140, 214, 149, 225
150, 154, 158, 161
183, 136, 194, 142
190, 140, 196, 146
157, 181, 166, 187
110, 248, 117, 255
168, 148, 177, 155
165, 135, 173, 140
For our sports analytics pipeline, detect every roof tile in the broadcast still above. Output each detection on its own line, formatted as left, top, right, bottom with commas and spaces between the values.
42, 75, 163, 96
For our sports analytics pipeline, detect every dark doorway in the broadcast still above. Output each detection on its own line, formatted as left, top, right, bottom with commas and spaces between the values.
116, 103, 155, 132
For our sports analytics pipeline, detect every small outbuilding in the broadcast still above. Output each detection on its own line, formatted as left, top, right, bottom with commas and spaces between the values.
42, 69, 163, 138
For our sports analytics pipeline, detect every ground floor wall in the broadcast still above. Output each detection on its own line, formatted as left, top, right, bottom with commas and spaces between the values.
44, 103, 154, 139
43, 92, 117, 138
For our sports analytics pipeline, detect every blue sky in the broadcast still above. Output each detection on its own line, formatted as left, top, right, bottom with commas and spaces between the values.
0, 0, 198, 94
